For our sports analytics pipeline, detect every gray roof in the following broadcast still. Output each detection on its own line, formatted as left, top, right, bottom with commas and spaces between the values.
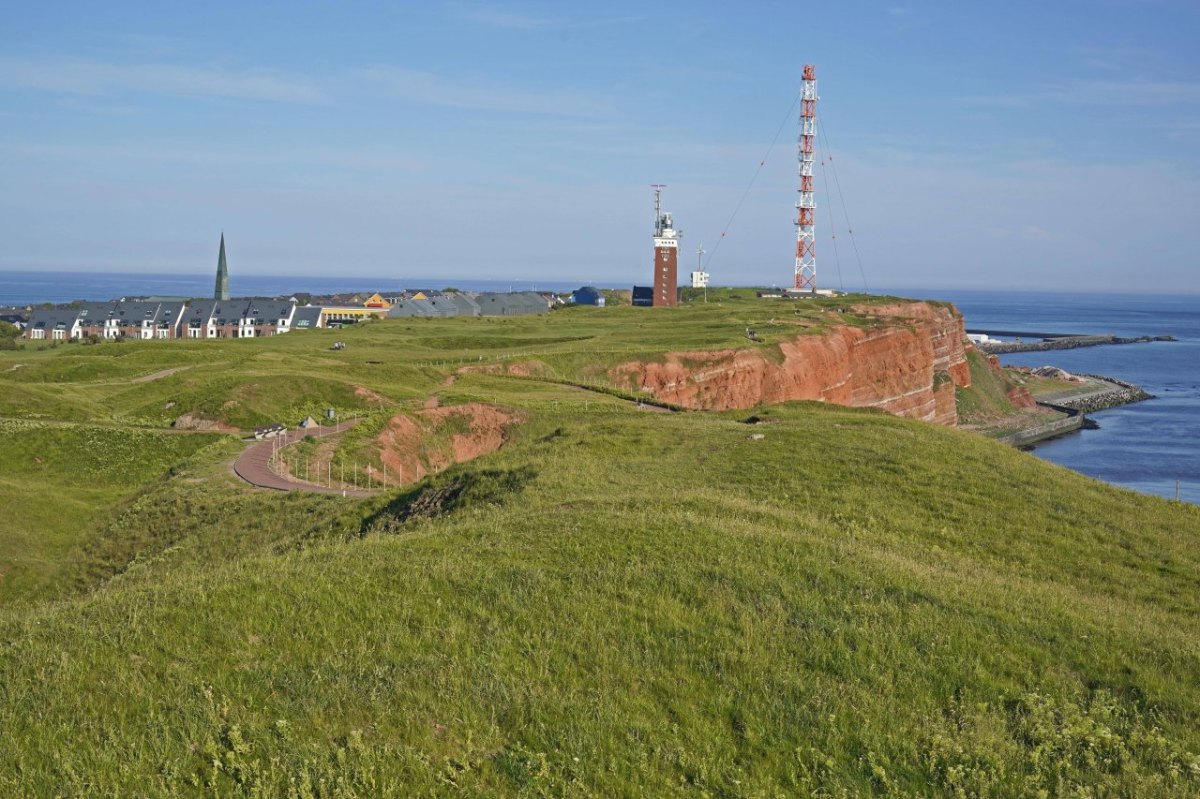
155, 301, 187, 326
113, 301, 164, 325
388, 299, 436, 318
424, 296, 462, 317
185, 300, 219, 325
447, 293, 481, 316
28, 308, 81, 331
77, 302, 118, 327
210, 300, 248, 326
477, 292, 548, 316
244, 299, 295, 325
292, 306, 322, 328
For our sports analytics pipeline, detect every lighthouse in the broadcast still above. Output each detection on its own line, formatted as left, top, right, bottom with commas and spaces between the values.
650, 185, 679, 307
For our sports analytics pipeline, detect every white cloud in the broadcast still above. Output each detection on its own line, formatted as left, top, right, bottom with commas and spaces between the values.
959, 79, 1200, 109
0, 57, 325, 104
360, 66, 611, 117
445, 3, 642, 30
1, 139, 428, 174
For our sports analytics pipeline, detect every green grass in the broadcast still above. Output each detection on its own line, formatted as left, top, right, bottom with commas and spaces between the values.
0, 297, 1197, 796
0, 419, 225, 602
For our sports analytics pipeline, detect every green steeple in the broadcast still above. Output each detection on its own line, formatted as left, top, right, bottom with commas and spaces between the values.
214, 233, 230, 301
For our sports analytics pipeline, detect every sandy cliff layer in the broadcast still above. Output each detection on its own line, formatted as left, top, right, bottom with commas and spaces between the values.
611, 301, 972, 426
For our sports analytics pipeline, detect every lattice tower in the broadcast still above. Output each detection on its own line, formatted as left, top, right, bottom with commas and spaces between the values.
794, 64, 818, 292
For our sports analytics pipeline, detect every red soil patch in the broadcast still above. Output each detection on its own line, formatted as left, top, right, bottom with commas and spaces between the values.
354, 385, 388, 405
174, 412, 239, 433
370, 403, 522, 485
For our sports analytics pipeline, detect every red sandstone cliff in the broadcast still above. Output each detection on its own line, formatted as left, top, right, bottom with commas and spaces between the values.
610, 301, 972, 426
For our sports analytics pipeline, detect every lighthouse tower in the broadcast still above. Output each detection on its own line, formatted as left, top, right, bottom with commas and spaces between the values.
651, 185, 679, 307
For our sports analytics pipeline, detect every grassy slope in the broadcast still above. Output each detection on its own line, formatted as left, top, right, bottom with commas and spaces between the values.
0, 420, 224, 602
0, 299, 1197, 796
0, 291, 902, 428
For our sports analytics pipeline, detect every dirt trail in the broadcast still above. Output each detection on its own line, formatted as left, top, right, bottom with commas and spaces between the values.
132, 366, 192, 383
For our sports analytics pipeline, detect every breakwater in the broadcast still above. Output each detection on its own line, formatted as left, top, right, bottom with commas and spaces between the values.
977, 334, 1175, 355
1047, 375, 1154, 413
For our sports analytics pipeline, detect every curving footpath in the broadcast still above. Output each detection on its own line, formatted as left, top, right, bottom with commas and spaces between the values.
232, 421, 377, 497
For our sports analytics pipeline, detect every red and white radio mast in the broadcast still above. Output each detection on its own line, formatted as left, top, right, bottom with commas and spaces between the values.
793, 64, 818, 292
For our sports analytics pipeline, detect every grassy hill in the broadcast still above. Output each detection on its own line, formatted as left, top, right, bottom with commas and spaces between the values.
1, 295, 1197, 797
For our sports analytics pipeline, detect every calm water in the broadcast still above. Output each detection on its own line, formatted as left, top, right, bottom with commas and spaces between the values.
0, 270, 593, 306
4, 273, 1196, 503
908, 289, 1199, 505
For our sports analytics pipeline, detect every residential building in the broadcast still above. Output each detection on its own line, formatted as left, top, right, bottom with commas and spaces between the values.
26, 308, 81, 340
571, 287, 606, 307
241, 299, 296, 337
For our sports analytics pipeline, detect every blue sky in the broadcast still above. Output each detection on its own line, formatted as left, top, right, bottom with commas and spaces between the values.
1, 1, 1197, 292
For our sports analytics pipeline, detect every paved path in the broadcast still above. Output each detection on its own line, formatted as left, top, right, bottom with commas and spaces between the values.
232, 421, 377, 497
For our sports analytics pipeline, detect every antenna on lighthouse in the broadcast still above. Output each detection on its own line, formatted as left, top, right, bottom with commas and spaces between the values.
650, 184, 666, 234
793, 64, 818, 293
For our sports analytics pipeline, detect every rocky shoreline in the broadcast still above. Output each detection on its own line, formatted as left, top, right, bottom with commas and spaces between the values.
1048, 374, 1155, 413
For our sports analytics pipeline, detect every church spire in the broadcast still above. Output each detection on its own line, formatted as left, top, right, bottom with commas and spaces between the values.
214, 232, 230, 301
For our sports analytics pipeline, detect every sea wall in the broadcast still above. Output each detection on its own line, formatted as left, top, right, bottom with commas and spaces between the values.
996, 405, 1085, 447
610, 301, 971, 426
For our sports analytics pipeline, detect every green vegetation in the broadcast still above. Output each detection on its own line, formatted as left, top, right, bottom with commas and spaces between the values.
0, 295, 1197, 796
956, 349, 1018, 422
0, 419, 224, 602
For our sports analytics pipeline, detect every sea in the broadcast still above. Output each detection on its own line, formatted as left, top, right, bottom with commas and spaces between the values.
2, 271, 1196, 504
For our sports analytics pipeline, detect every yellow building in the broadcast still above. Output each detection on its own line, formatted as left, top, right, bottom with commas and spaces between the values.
319, 306, 388, 324
318, 293, 393, 325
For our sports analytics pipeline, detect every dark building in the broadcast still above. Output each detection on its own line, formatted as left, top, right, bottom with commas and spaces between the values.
631, 286, 654, 307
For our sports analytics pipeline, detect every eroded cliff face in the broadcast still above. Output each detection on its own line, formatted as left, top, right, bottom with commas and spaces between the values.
610, 301, 972, 426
